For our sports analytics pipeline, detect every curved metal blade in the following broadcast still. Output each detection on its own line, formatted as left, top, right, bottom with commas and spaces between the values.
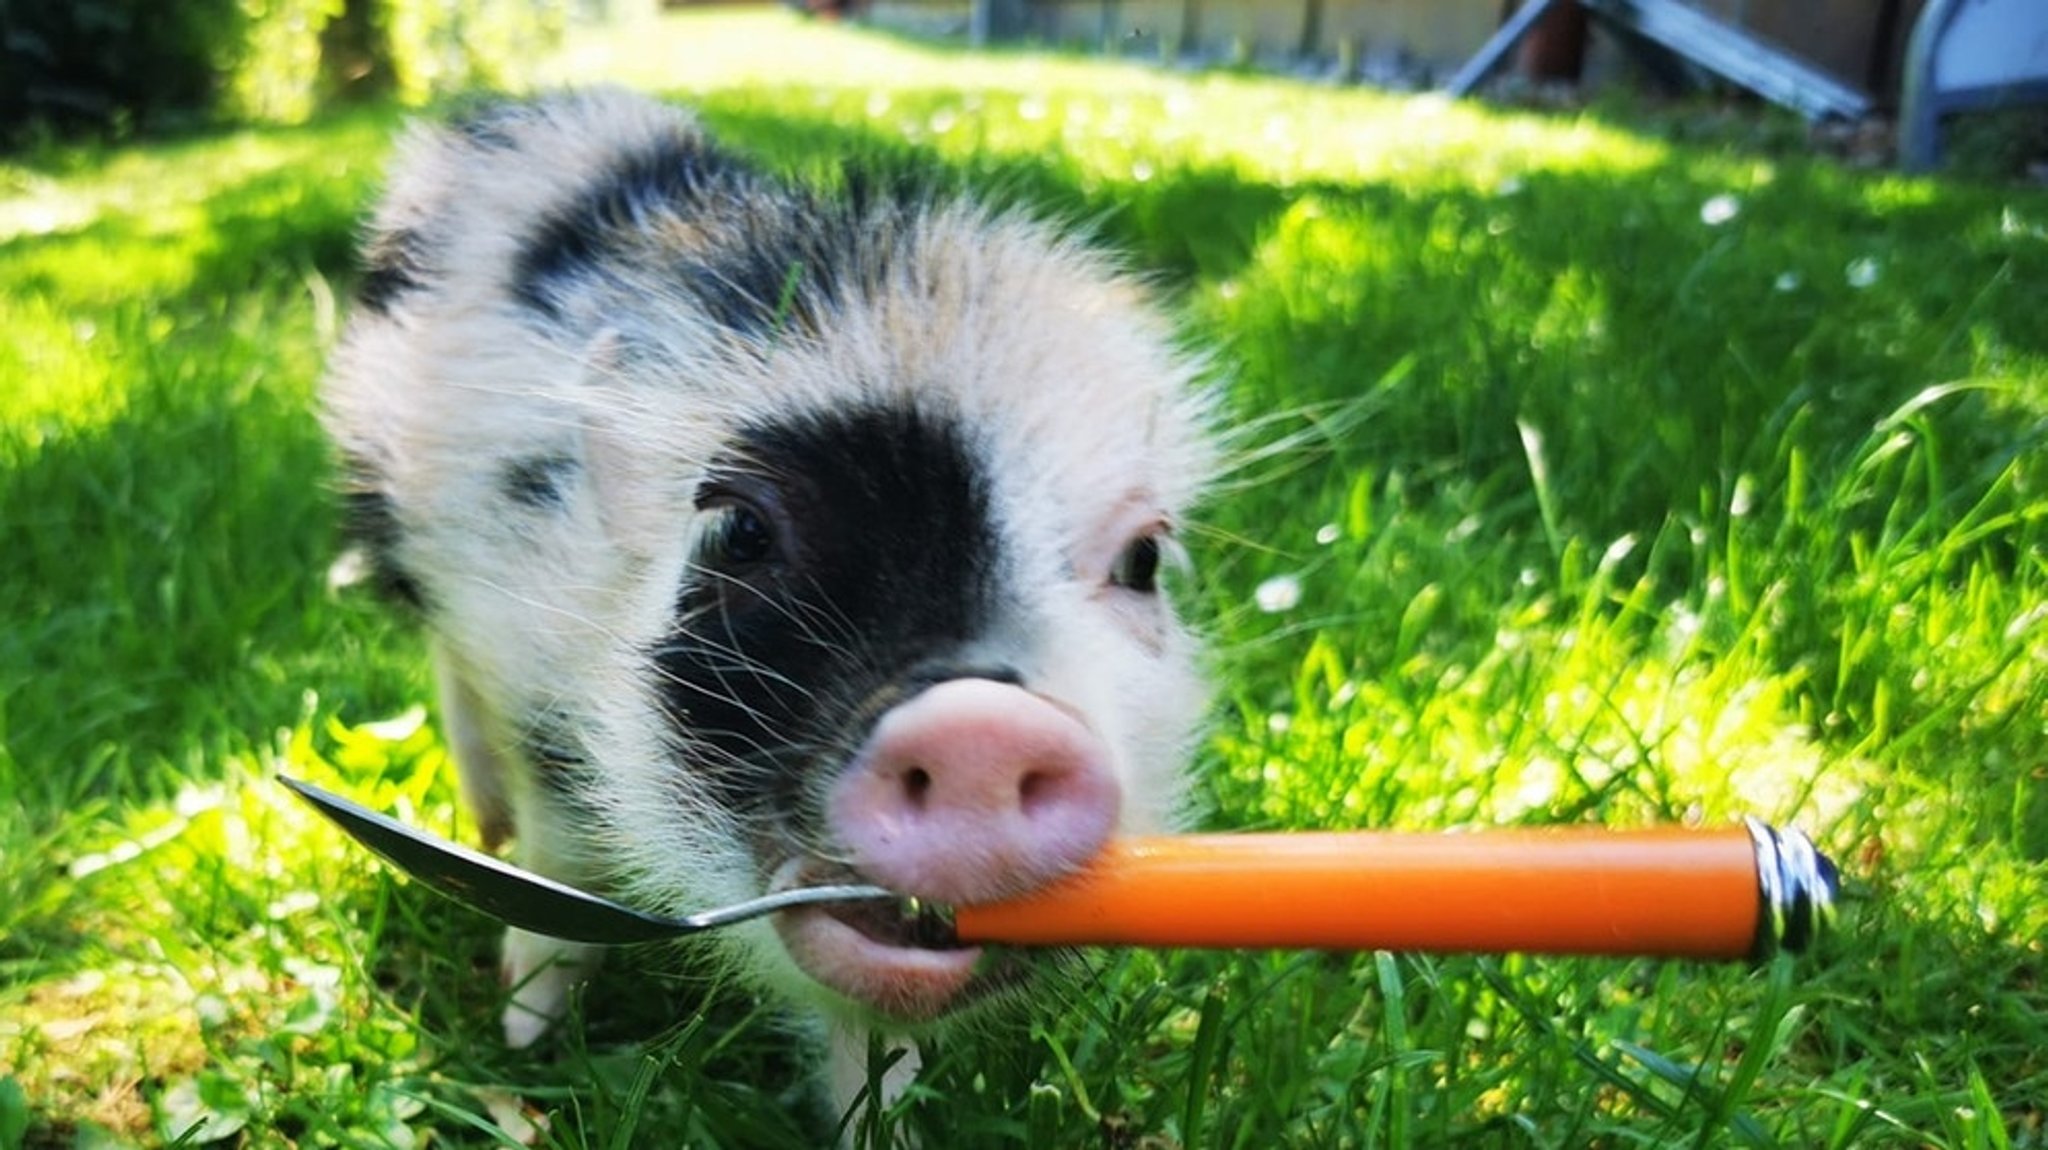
278, 775, 891, 945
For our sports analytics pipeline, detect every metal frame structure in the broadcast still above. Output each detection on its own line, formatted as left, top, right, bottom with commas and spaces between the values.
1899, 0, 2048, 170
1450, 0, 1872, 121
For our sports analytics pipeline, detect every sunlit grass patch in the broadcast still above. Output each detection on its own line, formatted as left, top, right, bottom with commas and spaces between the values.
0, 114, 389, 432
0, 111, 425, 825
3, 713, 712, 1146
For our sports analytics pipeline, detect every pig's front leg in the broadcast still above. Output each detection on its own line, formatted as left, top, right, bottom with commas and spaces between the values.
500, 927, 603, 1048
497, 798, 606, 1048
434, 648, 604, 1045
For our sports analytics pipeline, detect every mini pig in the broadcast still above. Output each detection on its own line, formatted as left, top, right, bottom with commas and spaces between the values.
320, 87, 1216, 1120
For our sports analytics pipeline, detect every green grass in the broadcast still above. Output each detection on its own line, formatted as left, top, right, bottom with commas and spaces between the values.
4, 8, 2045, 1146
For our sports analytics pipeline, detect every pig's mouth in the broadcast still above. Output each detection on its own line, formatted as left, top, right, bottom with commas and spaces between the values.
768, 858, 1019, 1023
825, 892, 960, 950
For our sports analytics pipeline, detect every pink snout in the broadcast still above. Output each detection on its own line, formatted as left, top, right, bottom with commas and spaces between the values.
829, 678, 1120, 906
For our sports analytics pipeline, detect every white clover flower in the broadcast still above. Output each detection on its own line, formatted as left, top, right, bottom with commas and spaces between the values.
1699, 193, 1741, 226
1254, 574, 1303, 613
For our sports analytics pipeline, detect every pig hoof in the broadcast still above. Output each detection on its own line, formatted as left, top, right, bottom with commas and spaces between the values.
502, 994, 560, 1050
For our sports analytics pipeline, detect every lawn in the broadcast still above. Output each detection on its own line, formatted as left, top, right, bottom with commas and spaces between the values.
3, 8, 2045, 1147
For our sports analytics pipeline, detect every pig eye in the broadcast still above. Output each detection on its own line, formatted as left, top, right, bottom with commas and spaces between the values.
707, 504, 774, 566
695, 497, 782, 570
1109, 534, 1163, 594
716, 506, 774, 564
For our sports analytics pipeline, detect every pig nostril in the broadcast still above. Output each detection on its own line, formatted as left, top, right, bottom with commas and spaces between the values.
1017, 769, 1054, 814
902, 766, 932, 810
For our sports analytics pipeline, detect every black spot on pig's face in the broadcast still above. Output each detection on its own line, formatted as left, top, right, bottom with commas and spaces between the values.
651, 403, 1005, 813
500, 454, 577, 510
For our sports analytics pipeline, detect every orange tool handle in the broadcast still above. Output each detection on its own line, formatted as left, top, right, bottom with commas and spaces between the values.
954, 823, 1834, 960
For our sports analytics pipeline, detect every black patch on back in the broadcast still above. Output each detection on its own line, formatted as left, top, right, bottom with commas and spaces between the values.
512, 130, 748, 322
651, 404, 1006, 809
356, 224, 428, 316
510, 130, 929, 339
686, 222, 825, 338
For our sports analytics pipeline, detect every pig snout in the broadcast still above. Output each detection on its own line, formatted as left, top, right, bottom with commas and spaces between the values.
829, 678, 1119, 905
